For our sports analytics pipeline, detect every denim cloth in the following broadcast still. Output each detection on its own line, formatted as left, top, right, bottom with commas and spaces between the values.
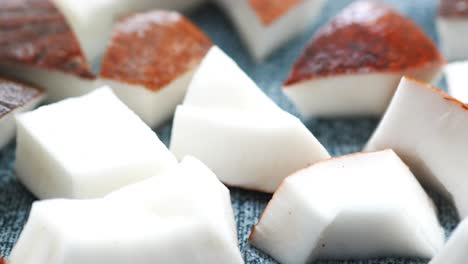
0, 0, 461, 263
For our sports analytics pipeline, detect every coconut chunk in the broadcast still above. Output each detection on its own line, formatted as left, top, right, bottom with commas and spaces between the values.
53, 0, 206, 64
215, 0, 325, 61
284, 0, 444, 118
8, 157, 243, 264
0, 0, 98, 102
437, 0, 468, 60
366, 76, 468, 218
429, 219, 468, 264
15, 87, 176, 199
100, 10, 212, 128
0, 77, 45, 149
250, 150, 444, 264
170, 46, 330, 192
445, 61, 468, 102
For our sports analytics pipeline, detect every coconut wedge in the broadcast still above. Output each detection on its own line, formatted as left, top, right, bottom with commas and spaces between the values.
15, 87, 176, 199
0, 0, 99, 102
283, 0, 444, 119
53, 0, 206, 63
0, 78, 44, 150
100, 11, 212, 128
429, 219, 468, 264
170, 46, 330, 193
8, 157, 244, 264
216, 0, 325, 61
445, 61, 468, 102
366, 76, 468, 218
250, 150, 444, 264
437, 0, 468, 61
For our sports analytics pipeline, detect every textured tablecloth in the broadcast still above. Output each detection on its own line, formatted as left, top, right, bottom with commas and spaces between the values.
0, 0, 461, 263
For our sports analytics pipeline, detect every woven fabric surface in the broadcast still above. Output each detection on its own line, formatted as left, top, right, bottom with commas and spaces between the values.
0, 0, 461, 263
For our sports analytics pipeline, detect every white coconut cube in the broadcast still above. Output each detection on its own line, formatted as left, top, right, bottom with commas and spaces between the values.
445, 61, 468, 102
430, 219, 468, 264
15, 87, 176, 199
366, 76, 468, 218
215, 0, 325, 61
250, 150, 444, 264
170, 47, 330, 192
9, 157, 243, 264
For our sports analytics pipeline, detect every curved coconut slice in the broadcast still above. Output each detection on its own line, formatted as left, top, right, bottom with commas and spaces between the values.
9, 157, 243, 264
0, 77, 45, 150
15, 87, 176, 199
0, 0, 98, 102
170, 46, 330, 193
437, 0, 468, 60
100, 11, 212, 128
250, 150, 444, 264
53, 0, 206, 64
215, 0, 325, 61
366, 76, 468, 218
283, 0, 445, 118
445, 61, 468, 102
430, 219, 468, 264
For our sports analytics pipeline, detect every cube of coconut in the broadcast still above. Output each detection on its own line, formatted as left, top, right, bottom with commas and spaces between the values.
250, 150, 444, 264
15, 87, 176, 199
366, 76, 468, 218
8, 157, 243, 264
437, 0, 468, 61
0, 78, 45, 149
170, 46, 330, 193
99, 10, 212, 128
283, 1, 444, 119
215, 0, 326, 61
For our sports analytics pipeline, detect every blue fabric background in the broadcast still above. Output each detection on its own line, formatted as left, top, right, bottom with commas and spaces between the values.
0, 0, 461, 263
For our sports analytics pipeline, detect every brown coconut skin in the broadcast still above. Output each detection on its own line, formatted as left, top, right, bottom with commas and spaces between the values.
285, 0, 444, 86
248, 0, 303, 25
439, 0, 468, 18
100, 10, 212, 92
0, 77, 44, 118
0, 0, 94, 79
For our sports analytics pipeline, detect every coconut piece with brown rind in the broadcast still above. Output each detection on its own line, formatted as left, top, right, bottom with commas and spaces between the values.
284, 0, 444, 118
100, 10, 212, 128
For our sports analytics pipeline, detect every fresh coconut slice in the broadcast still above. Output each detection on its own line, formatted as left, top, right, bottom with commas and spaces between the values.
8, 157, 243, 264
283, 0, 445, 119
15, 87, 177, 199
0, 0, 99, 103
437, 0, 468, 61
366, 76, 468, 218
53, 0, 206, 64
429, 218, 468, 264
215, 0, 325, 61
250, 150, 444, 264
99, 10, 212, 128
445, 61, 468, 102
0, 78, 45, 150
170, 46, 330, 192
